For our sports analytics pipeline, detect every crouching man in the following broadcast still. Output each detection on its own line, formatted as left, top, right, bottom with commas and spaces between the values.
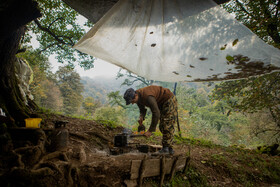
123, 85, 178, 154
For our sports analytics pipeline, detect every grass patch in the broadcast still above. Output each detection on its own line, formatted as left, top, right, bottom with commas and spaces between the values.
96, 119, 119, 129
169, 167, 209, 187
206, 144, 280, 185
143, 166, 209, 187
174, 136, 218, 148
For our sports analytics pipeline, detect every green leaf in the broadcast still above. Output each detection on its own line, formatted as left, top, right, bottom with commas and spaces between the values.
220, 44, 227, 50
226, 55, 234, 61
232, 39, 239, 46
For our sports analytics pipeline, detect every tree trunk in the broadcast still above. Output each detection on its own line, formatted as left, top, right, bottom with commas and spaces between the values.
0, 0, 41, 126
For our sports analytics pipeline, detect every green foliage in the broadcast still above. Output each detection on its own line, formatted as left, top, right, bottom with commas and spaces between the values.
175, 82, 258, 147
210, 153, 226, 163
94, 106, 127, 125
176, 83, 233, 134
25, 0, 94, 68
210, 72, 280, 140
37, 79, 63, 111
81, 77, 123, 105
82, 96, 101, 114
176, 86, 209, 114
169, 167, 209, 187
107, 91, 127, 108
174, 136, 217, 148
256, 144, 280, 156
223, 0, 280, 48
116, 70, 153, 87
196, 106, 229, 131
56, 66, 84, 115
96, 119, 119, 129
210, 72, 280, 113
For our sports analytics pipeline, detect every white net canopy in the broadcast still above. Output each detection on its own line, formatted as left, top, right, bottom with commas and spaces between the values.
74, 0, 280, 82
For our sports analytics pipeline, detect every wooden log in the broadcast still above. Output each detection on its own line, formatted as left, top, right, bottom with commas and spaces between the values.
169, 156, 179, 180
138, 155, 147, 187
130, 155, 187, 180
160, 156, 166, 187
183, 156, 191, 173
124, 179, 137, 187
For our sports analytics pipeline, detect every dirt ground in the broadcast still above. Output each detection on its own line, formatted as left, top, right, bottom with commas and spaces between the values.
0, 114, 279, 187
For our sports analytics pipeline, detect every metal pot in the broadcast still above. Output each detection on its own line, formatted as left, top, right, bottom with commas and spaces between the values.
114, 133, 145, 147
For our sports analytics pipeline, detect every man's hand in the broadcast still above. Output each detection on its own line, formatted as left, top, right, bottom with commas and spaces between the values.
144, 130, 152, 137
138, 116, 144, 126
138, 124, 146, 132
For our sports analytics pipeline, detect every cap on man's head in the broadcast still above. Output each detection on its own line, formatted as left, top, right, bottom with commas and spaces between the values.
123, 88, 135, 105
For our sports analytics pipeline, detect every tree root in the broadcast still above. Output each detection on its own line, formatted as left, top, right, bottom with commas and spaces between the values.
43, 151, 69, 162
69, 132, 88, 140
65, 163, 80, 186
14, 145, 43, 166
30, 167, 54, 176
32, 151, 68, 172
11, 150, 25, 168
85, 131, 112, 143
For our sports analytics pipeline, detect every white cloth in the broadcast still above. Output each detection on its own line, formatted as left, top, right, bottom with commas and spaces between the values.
74, 0, 280, 82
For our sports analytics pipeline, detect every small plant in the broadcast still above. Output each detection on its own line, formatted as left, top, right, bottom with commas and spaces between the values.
153, 131, 162, 137
210, 153, 226, 162
168, 167, 209, 187
256, 144, 280, 156
96, 119, 119, 129
174, 136, 217, 148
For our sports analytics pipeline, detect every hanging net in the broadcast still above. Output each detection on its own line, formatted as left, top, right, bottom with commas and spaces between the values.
74, 0, 280, 82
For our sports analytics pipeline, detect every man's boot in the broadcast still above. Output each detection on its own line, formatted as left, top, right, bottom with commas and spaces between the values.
152, 147, 174, 155
158, 147, 169, 154
169, 147, 174, 155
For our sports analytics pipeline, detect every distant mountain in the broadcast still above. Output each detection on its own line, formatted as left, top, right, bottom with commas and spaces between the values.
81, 76, 215, 104
81, 76, 131, 104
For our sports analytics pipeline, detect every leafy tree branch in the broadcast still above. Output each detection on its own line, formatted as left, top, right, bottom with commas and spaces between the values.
117, 70, 153, 87
107, 91, 127, 109
24, 0, 94, 68
34, 19, 74, 46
